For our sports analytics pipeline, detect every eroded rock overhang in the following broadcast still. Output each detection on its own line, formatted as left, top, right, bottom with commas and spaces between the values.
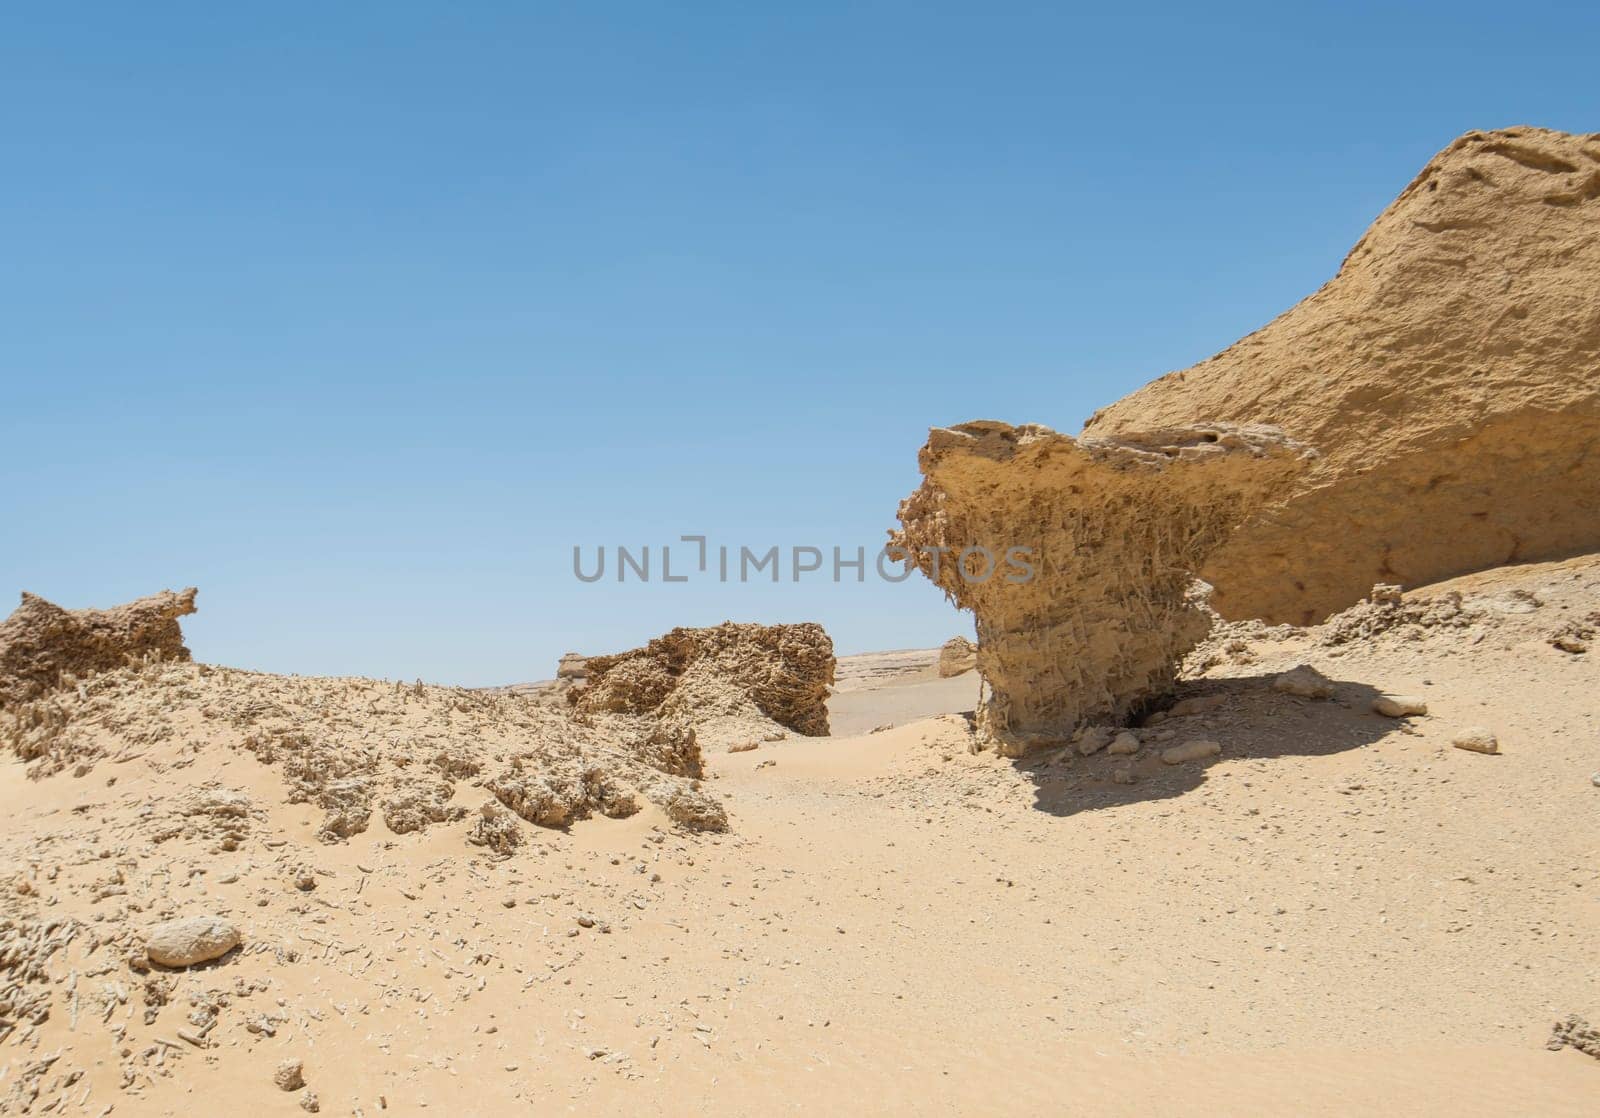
892, 421, 1314, 753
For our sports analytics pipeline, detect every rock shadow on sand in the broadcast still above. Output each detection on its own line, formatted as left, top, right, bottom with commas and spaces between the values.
1008, 672, 1404, 818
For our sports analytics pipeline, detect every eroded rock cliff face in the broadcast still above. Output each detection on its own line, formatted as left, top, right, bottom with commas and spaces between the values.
1085, 126, 1600, 624
893, 422, 1311, 751
0, 589, 198, 708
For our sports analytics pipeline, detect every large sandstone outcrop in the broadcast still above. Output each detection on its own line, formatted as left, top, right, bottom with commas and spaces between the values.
0, 589, 198, 708
1085, 126, 1600, 624
893, 422, 1311, 749
573, 622, 835, 744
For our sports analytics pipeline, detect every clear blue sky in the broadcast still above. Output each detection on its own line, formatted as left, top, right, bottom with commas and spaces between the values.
4, 2, 1596, 685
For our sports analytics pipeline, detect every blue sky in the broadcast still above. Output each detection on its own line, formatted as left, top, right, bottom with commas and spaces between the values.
4, 2, 1597, 685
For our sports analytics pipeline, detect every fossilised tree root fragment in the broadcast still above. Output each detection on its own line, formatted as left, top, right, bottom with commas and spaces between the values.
893, 421, 1313, 754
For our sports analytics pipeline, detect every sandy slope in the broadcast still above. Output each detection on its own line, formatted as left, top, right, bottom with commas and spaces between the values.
3, 559, 1599, 1115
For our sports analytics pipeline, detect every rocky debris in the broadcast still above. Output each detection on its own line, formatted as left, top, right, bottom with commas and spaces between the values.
468, 801, 522, 854
382, 779, 466, 834
1373, 695, 1428, 718
177, 785, 253, 850
1452, 727, 1500, 755
1074, 726, 1115, 756
300, 1092, 321, 1113
1183, 614, 1303, 672
145, 916, 241, 968
224, 670, 715, 839
0, 918, 77, 1040
937, 636, 977, 678
1547, 1015, 1600, 1059
0, 588, 197, 708
274, 1058, 306, 1090
646, 780, 729, 833
1085, 127, 1600, 625
1321, 585, 1481, 648
574, 622, 835, 747
309, 777, 373, 842
487, 760, 639, 828
1549, 612, 1597, 653
1161, 740, 1221, 765
893, 421, 1311, 751
1272, 665, 1335, 699
180, 785, 251, 820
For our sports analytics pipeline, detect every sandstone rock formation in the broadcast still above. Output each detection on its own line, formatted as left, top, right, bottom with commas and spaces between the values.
0, 588, 197, 708
893, 422, 1311, 749
573, 622, 835, 746
937, 636, 977, 678
1085, 126, 1600, 624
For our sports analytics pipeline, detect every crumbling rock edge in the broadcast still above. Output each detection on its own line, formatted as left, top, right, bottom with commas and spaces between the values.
0, 588, 197, 709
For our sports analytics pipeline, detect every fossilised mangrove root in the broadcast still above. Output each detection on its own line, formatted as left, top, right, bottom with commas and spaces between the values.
892, 421, 1314, 754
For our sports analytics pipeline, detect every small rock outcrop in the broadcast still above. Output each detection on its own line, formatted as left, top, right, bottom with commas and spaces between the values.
0, 588, 197, 708
1547, 1015, 1600, 1059
556, 653, 589, 683
1085, 127, 1600, 624
573, 622, 835, 742
893, 422, 1311, 750
937, 636, 977, 678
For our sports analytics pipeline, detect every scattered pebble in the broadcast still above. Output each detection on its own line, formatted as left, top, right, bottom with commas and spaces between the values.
1373, 695, 1427, 717
273, 1058, 306, 1092
1450, 727, 1499, 755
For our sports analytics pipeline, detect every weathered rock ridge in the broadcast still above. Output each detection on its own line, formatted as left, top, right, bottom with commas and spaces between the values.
2, 591, 731, 840
1086, 126, 1600, 624
893, 422, 1312, 749
573, 622, 836, 747
0, 588, 198, 708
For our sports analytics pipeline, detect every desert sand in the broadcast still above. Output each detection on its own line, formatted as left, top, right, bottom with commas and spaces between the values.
4, 126, 1599, 1116
3, 558, 1599, 1115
